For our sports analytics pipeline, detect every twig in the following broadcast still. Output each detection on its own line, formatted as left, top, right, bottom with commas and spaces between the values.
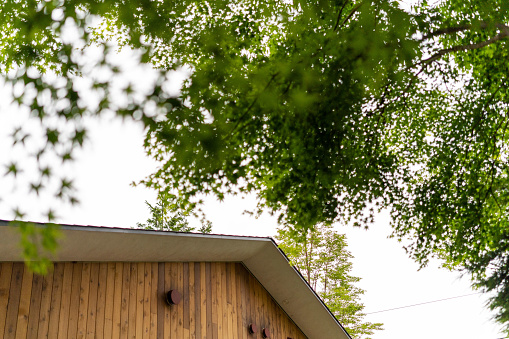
333, 0, 350, 31
339, 1, 364, 29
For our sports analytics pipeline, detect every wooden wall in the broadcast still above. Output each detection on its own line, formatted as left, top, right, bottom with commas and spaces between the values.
0, 262, 307, 339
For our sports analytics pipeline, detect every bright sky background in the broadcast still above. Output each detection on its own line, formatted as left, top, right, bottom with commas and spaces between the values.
0, 53, 507, 339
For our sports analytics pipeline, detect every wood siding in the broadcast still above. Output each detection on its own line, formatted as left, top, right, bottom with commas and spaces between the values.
0, 262, 307, 339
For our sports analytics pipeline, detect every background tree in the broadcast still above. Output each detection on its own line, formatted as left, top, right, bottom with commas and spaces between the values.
2, 0, 509, 331
136, 191, 212, 233
276, 225, 383, 338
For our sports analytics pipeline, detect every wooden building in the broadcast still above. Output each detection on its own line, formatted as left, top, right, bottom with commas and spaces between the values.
0, 221, 351, 338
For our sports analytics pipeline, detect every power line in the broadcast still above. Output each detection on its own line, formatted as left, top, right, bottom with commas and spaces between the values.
366, 292, 484, 314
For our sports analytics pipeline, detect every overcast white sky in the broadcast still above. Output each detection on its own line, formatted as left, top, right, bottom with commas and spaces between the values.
0, 51, 506, 338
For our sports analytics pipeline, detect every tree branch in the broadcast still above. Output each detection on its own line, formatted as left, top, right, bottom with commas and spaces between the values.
422, 29, 509, 64
339, 1, 364, 29
334, 0, 350, 31
420, 25, 474, 41
421, 22, 509, 41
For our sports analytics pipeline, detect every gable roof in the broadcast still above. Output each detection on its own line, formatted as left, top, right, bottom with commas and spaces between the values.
0, 220, 351, 339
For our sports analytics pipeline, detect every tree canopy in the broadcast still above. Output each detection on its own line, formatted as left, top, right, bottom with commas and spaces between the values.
2, 0, 509, 332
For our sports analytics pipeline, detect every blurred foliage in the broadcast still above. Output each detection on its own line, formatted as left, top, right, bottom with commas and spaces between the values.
8, 220, 60, 275
2, 0, 509, 331
276, 225, 383, 338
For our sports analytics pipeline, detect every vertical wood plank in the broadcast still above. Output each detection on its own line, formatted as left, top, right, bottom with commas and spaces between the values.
281, 308, 286, 339
120, 262, 130, 339
235, 264, 243, 339
211, 263, 218, 339
170, 263, 178, 339
189, 263, 195, 339
47, 263, 64, 339
236, 264, 248, 339
194, 263, 201, 339
104, 263, 116, 338
270, 293, 277, 339
142, 262, 151, 339
136, 263, 144, 339
0, 262, 13, 337
230, 263, 237, 339
95, 263, 108, 339
220, 262, 230, 338
200, 263, 207, 339
183, 262, 190, 339
149, 262, 158, 339
275, 300, 281, 339
224, 263, 232, 339
255, 278, 261, 334
56, 263, 73, 339
219, 263, 226, 338
260, 281, 267, 336
259, 280, 265, 334
4, 263, 23, 339
157, 263, 165, 339
128, 263, 137, 339
164, 263, 173, 338
67, 263, 83, 339
205, 263, 212, 339
112, 263, 124, 339
280, 300, 287, 339
269, 298, 280, 337
85, 263, 100, 339
276, 297, 282, 339
15, 264, 33, 339
77, 262, 91, 339
37, 266, 54, 339
177, 262, 184, 339
283, 315, 289, 339
225, 263, 231, 339
286, 316, 292, 339
244, 268, 250, 339
262, 279, 269, 334
249, 274, 257, 337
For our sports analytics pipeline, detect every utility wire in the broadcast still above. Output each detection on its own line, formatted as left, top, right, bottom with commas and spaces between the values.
366, 292, 484, 314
